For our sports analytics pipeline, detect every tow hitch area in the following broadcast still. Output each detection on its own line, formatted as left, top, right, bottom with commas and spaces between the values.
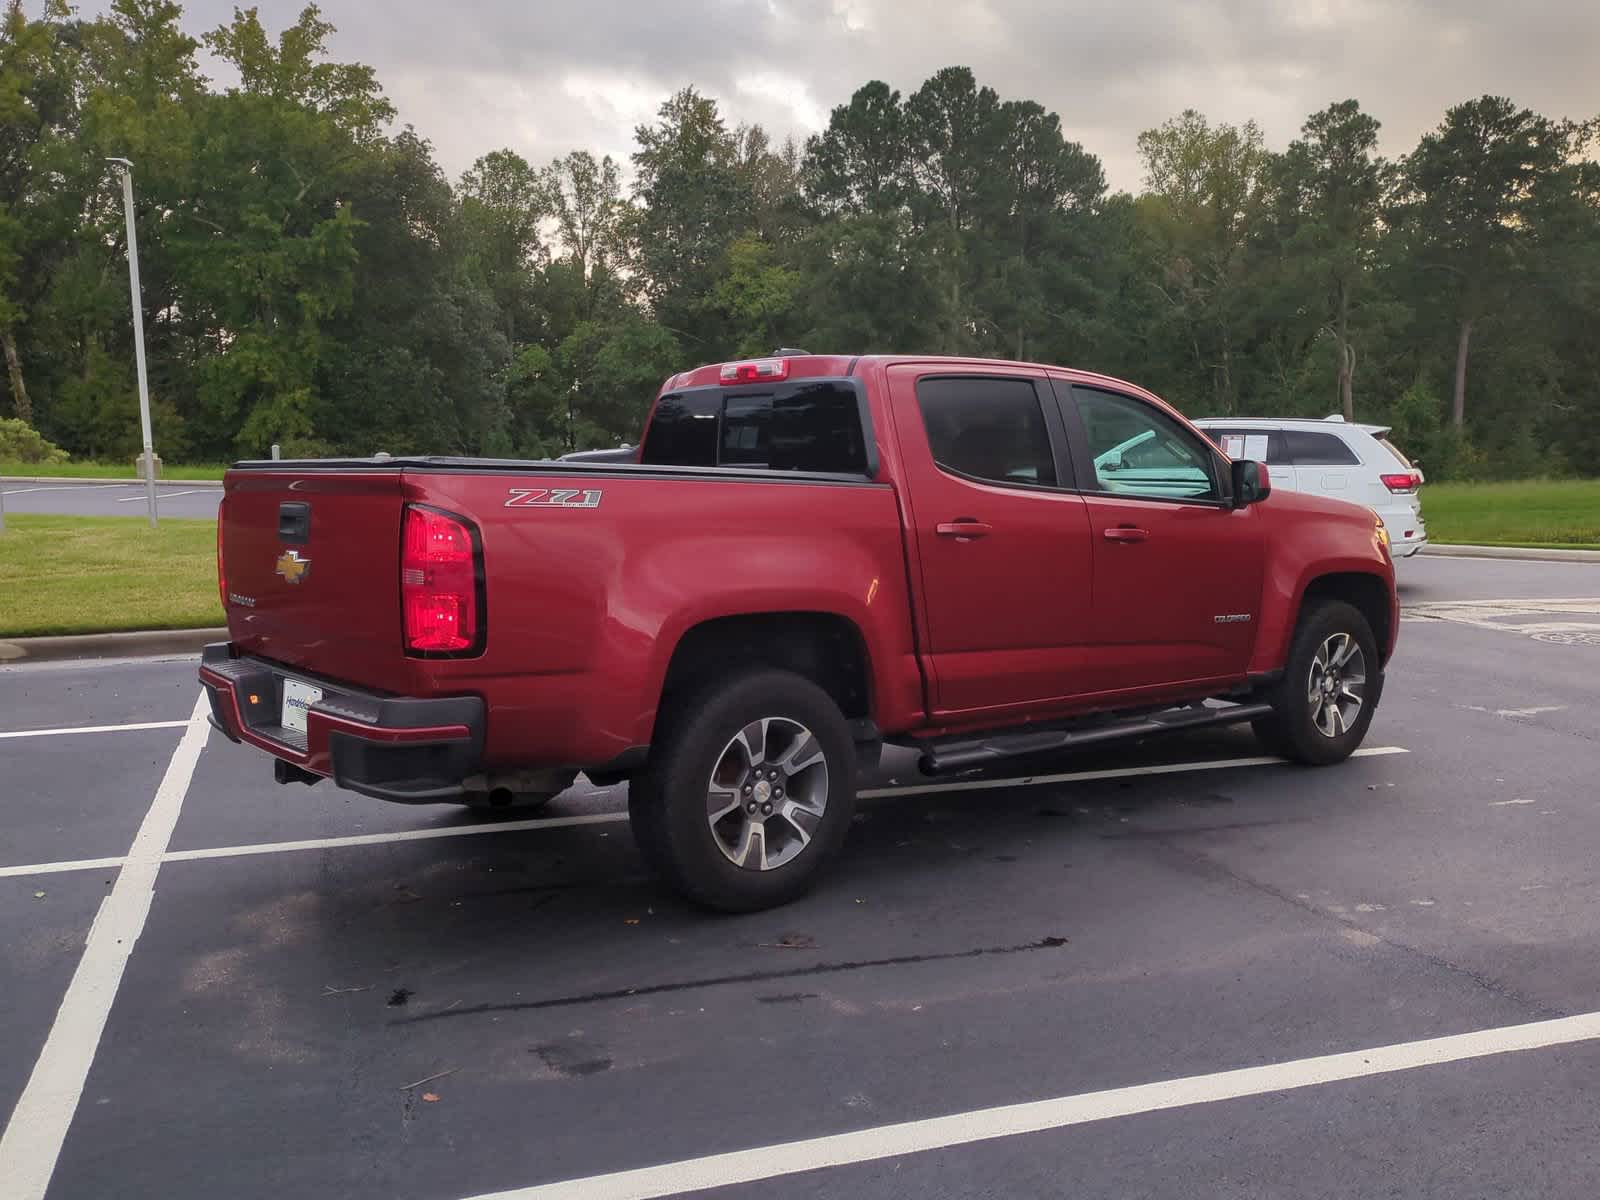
274, 759, 322, 787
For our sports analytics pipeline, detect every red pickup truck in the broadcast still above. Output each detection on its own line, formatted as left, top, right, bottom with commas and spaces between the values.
201, 354, 1397, 910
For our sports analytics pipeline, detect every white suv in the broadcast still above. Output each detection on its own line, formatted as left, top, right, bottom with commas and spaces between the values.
1194, 416, 1427, 559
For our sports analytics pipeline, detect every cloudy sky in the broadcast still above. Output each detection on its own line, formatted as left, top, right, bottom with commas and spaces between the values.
134, 0, 1600, 191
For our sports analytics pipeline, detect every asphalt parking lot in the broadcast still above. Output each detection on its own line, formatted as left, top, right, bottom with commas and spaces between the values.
1, 480, 222, 518
4, 554, 1600, 1199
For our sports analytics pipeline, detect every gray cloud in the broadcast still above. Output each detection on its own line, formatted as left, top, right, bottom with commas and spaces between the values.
161, 0, 1600, 191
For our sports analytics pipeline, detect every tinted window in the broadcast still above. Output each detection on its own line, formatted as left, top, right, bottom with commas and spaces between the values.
916, 377, 1057, 488
1204, 428, 1290, 465
642, 382, 869, 474
1283, 429, 1360, 466
641, 392, 720, 466
1076, 388, 1220, 501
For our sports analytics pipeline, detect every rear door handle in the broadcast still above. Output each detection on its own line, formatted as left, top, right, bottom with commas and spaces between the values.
1103, 525, 1149, 543
936, 520, 993, 539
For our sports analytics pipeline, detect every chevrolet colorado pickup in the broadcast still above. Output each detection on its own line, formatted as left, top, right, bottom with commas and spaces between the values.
201, 354, 1398, 910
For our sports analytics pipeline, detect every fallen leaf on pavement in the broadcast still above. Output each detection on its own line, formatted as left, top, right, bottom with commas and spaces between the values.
422, 1092, 440, 1103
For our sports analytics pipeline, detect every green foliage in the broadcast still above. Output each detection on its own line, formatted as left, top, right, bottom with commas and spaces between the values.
0, 415, 67, 462
0, 3, 1597, 472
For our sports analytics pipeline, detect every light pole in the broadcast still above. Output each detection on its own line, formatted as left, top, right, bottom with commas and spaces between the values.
107, 157, 158, 528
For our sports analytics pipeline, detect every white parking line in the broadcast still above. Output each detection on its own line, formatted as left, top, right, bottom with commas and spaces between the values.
161, 811, 631, 865
0, 484, 130, 496
115, 488, 208, 502
0, 748, 1409, 881
0, 692, 210, 1200
461, 1008, 1600, 1200
0, 719, 190, 740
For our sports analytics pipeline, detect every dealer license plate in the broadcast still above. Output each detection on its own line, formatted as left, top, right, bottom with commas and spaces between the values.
280, 678, 324, 734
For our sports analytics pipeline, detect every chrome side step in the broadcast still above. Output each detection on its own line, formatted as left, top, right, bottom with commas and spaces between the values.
916, 702, 1274, 775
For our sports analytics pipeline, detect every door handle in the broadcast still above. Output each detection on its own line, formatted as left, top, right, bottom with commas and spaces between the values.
936, 520, 993, 539
1103, 525, 1149, 543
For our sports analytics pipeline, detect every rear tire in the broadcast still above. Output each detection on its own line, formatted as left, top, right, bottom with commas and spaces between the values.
629, 669, 857, 912
1254, 600, 1381, 766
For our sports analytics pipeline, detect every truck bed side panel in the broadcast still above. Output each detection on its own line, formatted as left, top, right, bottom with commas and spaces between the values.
404, 469, 925, 768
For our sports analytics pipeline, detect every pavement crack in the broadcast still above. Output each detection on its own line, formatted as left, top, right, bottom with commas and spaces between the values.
389, 936, 1070, 1022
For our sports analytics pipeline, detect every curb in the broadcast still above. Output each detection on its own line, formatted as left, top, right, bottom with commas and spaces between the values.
1, 475, 223, 487
1422, 544, 1600, 564
0, 627, 226, 664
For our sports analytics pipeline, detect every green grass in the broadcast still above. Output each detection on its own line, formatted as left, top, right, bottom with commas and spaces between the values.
0, 460, 228, 480
1421, 480, 1600, 549
0, 514, 222, 637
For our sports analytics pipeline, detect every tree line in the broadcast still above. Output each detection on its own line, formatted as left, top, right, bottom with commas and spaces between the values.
3, 1, 1597, 477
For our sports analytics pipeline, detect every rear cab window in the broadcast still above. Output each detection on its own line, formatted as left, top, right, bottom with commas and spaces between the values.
641, 380, 871, 475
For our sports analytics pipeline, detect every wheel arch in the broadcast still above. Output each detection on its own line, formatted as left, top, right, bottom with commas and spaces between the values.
1297, 571, 1394, 664
652, 611, 874, 744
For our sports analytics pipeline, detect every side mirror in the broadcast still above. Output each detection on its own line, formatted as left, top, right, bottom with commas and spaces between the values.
1230, 459, 1271, 508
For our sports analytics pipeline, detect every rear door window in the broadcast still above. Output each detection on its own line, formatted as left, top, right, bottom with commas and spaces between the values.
642, 381, 869, 474
1282, 430, 1361, 466
915, 377, 1059, 489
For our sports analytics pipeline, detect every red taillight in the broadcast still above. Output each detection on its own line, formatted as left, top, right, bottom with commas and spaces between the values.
216, 496, 227, 608
402, 505, 482, 654
1380, 472, 1420, 494
719, 357, 789, 385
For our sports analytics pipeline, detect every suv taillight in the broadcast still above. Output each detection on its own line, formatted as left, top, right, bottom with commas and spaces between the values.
216, 496, 228, 608
1380, 472, 1421, 494
402, 505, 483, 655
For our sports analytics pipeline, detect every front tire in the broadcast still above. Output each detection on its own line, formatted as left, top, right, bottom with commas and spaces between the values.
629, 669, 857, 912
1254, 600, 1381, 766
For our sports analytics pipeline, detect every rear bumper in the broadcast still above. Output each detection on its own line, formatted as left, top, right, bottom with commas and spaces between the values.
198, 643, 484, 803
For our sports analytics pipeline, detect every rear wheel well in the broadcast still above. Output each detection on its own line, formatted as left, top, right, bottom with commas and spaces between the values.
1298, 573, 1391, 657
656, 613, 872, 738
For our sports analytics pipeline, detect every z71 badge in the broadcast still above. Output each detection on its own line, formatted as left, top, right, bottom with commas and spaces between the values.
505, 487, 603, 509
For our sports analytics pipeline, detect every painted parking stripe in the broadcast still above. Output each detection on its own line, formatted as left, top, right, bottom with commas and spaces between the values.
0, 692, 210, 1200
459, 1008, 1600, 1200
161, 811, 631, 865
0, 719, 189, 740
860, 744, 1408, 799
0, 748, 1409, 881
0, 483, 131, 496
115, 488, 208, 502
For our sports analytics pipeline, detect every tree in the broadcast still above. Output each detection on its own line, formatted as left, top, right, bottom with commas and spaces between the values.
1267, 101, 1384, 419
1390, 96, 1573, 431
546, 150, 625, 290
1134, 109, 1270, 414
629, 87, 753, 357
0, 0, 73, 421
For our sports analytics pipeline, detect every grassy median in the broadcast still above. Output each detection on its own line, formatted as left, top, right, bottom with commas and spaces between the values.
1422, 480, 1600, 549
0, 515, 222, 638
0, 460, 228, 481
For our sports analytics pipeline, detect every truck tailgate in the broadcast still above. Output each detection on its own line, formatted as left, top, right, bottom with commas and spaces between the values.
220, 469, 408, 689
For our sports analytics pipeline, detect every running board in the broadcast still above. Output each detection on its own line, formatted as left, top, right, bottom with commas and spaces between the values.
916, 702, 1275, 775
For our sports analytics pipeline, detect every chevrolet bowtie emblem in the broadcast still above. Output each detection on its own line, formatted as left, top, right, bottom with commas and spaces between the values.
275, 549, 310, 584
